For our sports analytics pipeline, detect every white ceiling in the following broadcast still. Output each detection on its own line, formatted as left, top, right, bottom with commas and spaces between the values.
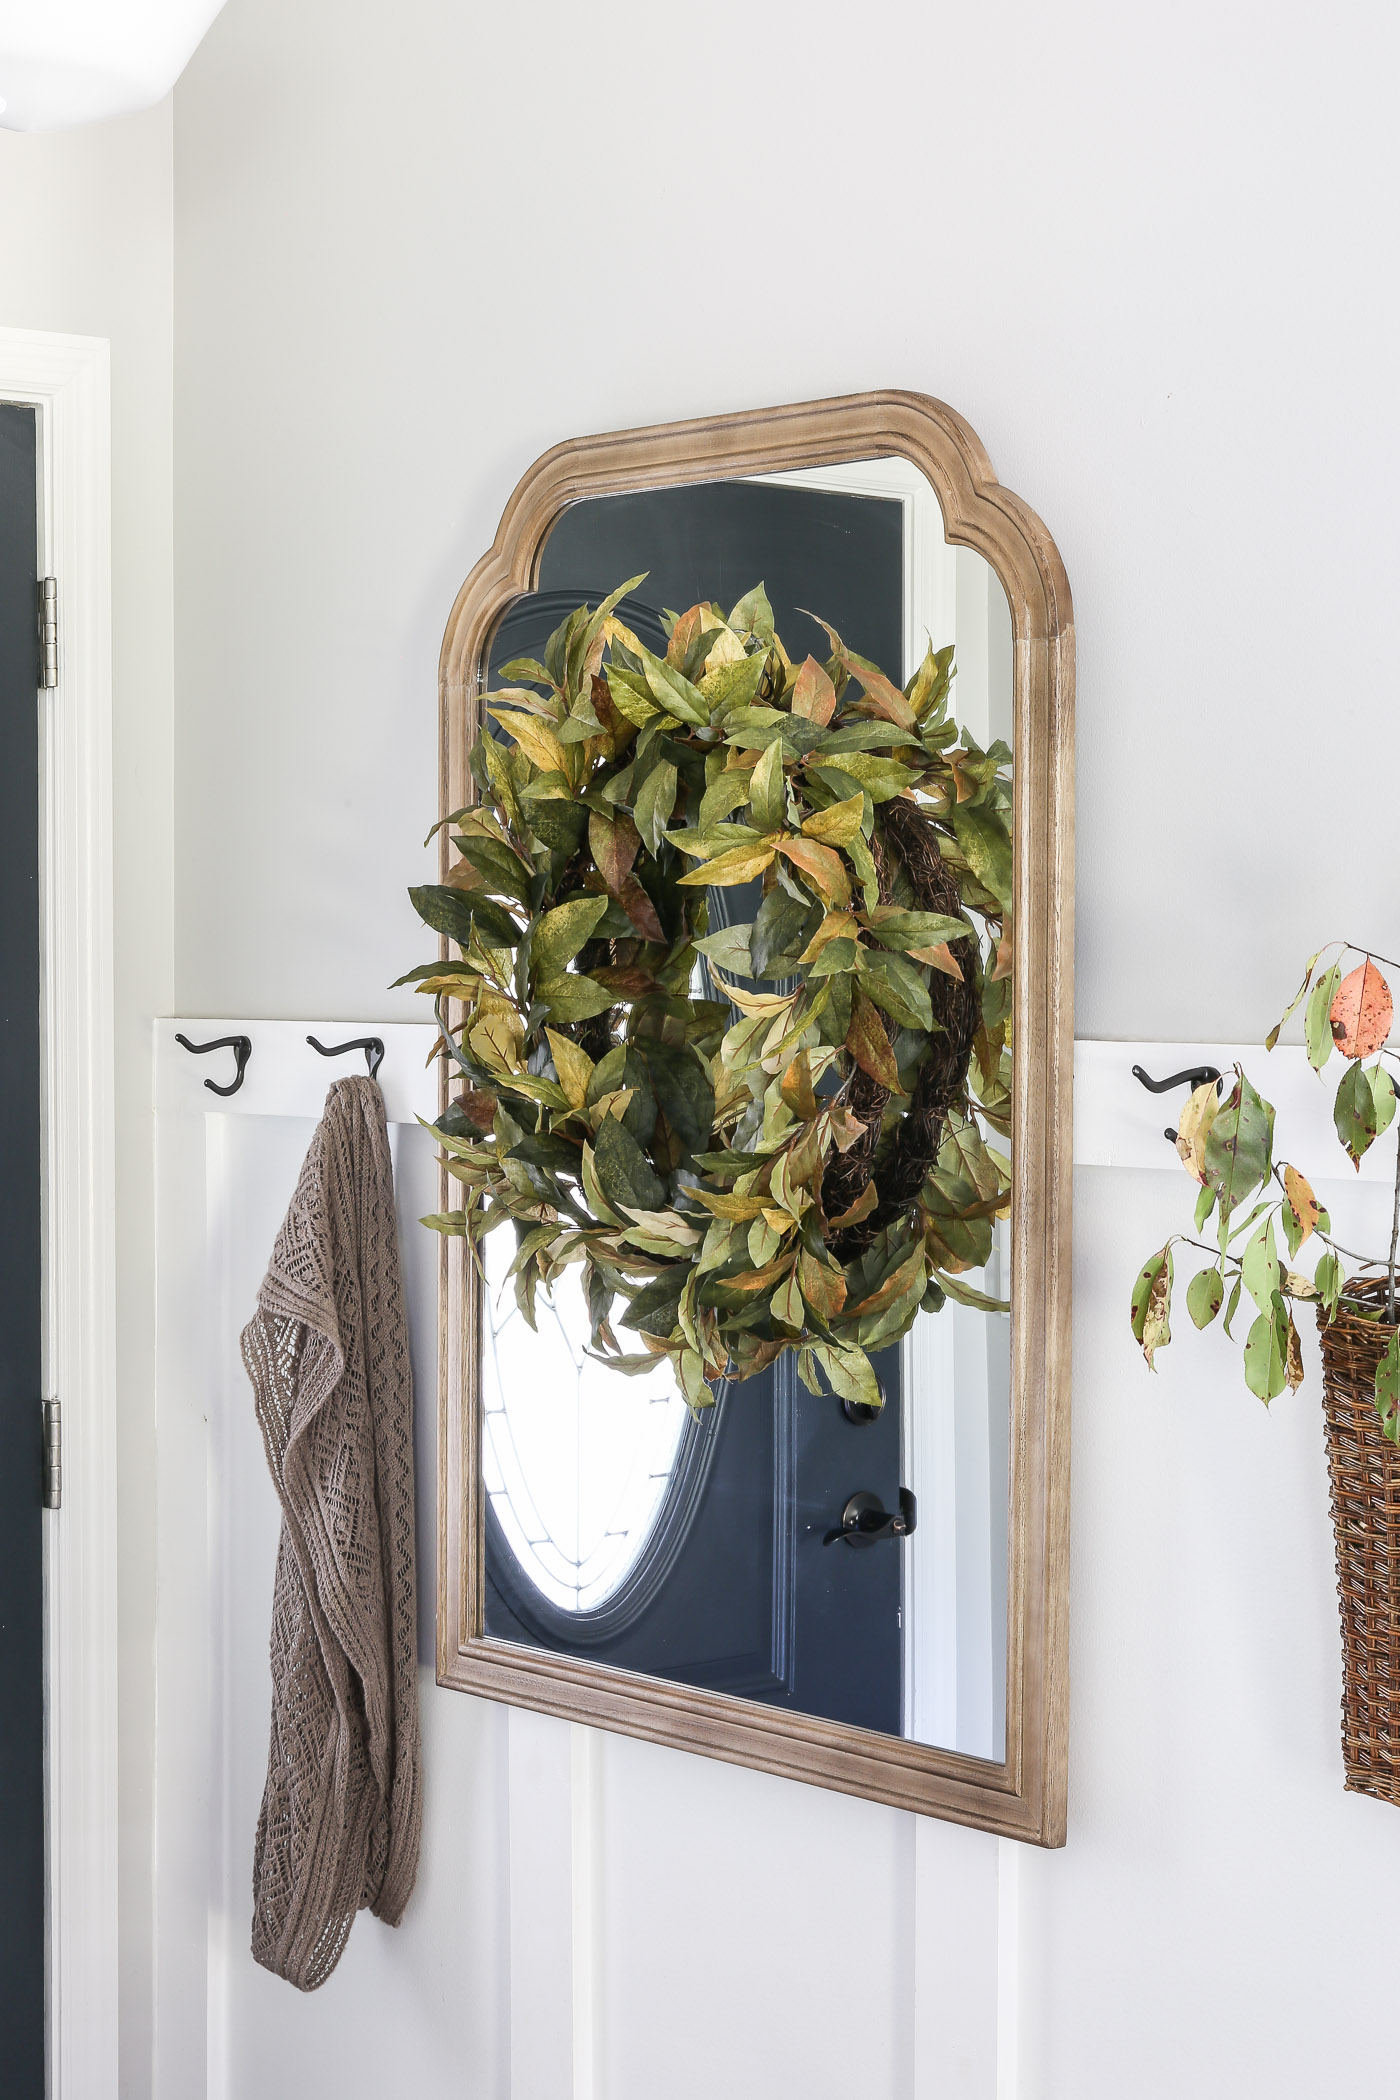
0, 0, 226, 131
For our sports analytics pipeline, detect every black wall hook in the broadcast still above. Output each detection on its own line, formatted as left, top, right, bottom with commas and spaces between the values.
306, 1033, 385, 1080
1131, 1064, 1223, 1096
1132, 1064, 1224, 1146
175, 1032, 252, 1097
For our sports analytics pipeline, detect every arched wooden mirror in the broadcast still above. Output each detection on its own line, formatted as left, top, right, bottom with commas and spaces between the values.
432, 393, 1073, 1844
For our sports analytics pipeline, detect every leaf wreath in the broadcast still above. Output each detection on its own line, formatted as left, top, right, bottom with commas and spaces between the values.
403, 575, 1013, 1412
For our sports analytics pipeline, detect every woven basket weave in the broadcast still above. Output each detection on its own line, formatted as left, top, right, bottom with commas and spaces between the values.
1318, 1278, 1400, 1804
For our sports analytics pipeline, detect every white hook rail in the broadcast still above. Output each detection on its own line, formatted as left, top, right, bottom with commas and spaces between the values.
155, 1018, 441, 1125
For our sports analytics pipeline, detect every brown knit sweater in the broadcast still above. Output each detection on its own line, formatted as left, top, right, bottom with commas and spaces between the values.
240, 1075, 422, 1990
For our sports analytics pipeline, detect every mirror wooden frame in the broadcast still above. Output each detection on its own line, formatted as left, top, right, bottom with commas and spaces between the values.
434, 391, 1074, 1845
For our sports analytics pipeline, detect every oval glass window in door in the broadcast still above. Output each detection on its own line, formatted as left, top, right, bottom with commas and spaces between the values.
480, 1223, 691, 1614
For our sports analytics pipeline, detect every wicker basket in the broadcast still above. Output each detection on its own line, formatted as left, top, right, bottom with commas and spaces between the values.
1318, 1278, 1400, 1803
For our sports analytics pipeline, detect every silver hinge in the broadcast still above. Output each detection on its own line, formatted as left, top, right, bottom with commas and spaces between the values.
42, 1400, 61, 1511
38, 576, 57, 689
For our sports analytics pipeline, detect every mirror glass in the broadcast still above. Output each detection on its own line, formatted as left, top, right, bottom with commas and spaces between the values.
477, 458, 1012, 1759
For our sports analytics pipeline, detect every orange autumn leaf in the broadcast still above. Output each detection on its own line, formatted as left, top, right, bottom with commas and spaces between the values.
614, 871, 665, 944
791, 655, 837, 726
1282, 1164, 1319, 1247
1330, 958, 1393, 1059
588, 808, 641, 894
908, 939, 963, 980
845, 985, 899, 1088
777, 834, 851, 905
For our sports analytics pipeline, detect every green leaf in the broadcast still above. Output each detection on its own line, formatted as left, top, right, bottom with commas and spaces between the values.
592, 1114, 667, 1212
1371, 1064, 1397, 1138
749, 886, 813, 979
770, 1268, 804, 1329
531, 894, 610, 980
1194, 1180, 1216, 1233
1202, 1071, 1273, 1221
748, 738, 787, 831
1306, 962, 1341, 1070
536, 974, 616, 1021
693, 923, 754, 975
1375, 1332, 1400, 1444
810, 1341, 882, 1411
409, 883, 522, 949
524, 795, 588, 856
934, 1271, 1010, 1312
619, 1266, 687, 1340
1266, 949, 1322, 1050
951, 802, 1013, 909
633, 760, 679, 855
808, 938, 856, 977
391, 959, 476, 988
1334, 1058, 1379, 1168
863, 908, 970, 953
856, 949, 934, 1033
728, 582, 774, 644
635, 1039, 715, 1151
698, 770, 757, 829
1130, 1243, 1173, 1368
1223, 1276, 1243, 1337
1241, 1215, 1281, 1315
497, 655, 555, 688
809, 755, 919, 803
697, 651, 769, 720
1243, 1301, 1290, 1403
1187, 1266, 1225, 1328
637, 643, 710, 727
450, 833, 536, 905
1313, 1250, 1344, 1318
575, 573, 648, 682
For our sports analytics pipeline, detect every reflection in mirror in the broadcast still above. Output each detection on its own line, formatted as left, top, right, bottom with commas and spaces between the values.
476, 458, 1013, 1758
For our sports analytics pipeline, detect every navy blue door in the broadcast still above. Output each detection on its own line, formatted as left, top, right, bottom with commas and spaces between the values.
0, 402, 45, 2093
482, 480, 910, 1737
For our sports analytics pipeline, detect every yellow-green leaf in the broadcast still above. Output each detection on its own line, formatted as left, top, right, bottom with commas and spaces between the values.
532, 894, 609, 980
677, 841, 778, 887
801, 793, 864, 848
748, 738, 787, 831
546, 1026, 595, 1111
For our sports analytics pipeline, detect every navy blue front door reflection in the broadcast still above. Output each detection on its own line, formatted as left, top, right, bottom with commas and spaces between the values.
483, 478, 907, 1737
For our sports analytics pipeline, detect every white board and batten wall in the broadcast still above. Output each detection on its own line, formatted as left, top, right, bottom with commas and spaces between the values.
152, 1022, 1400, 2100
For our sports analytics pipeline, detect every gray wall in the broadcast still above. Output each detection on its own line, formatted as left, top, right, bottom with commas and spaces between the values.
172, 0, 1400, 1043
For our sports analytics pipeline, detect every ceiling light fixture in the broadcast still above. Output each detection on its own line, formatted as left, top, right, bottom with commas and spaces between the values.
0, 0, 226, 132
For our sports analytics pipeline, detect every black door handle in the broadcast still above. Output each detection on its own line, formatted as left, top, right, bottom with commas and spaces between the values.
823, 1487, 917, 1547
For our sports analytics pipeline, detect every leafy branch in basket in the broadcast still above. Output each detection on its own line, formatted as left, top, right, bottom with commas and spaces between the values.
1131, 945, 1400, 1432
401, 574, 1013, 1413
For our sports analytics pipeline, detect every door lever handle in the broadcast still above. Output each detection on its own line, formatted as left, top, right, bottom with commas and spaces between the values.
823, 1487, 917, 1547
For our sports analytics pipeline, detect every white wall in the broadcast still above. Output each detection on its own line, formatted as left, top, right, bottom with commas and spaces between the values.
0, 108, 175, 2100
158, 0, 1400, 2092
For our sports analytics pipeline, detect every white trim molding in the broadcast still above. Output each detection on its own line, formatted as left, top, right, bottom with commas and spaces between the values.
0, 326, 118, 2100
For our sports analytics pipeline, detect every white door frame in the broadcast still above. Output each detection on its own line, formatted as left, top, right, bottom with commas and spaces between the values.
0, 326, 119, 2100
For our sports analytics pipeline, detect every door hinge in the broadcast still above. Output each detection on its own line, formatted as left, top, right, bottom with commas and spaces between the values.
42, 1400, 61, 1511
38, 576, 57, 689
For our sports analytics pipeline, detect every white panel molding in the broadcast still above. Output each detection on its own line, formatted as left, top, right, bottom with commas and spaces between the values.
1073, 1039, 1394, 1186
145, 1025, 1337, 2100
0, 326, 118, 2100
151, 1016, 440, 2099
505, 1708, 604, 2100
